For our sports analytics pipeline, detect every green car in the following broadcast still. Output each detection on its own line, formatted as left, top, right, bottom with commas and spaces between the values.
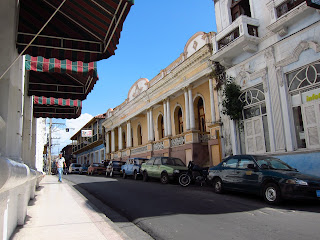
141, 157, 188, 184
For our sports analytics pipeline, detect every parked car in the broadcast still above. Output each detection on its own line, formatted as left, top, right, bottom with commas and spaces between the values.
106, 161, 125, 177
140, 157, 188, 184
87, 163, 106, 175
208, 155, 320, 204
68, 163, 82, 174
121, 158, 148, 180
79, 163, 90, 175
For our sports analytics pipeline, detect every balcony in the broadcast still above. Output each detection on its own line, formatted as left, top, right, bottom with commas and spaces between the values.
267, 1, 316, 37
211, 15, 260, 67
72, 133, 103, 154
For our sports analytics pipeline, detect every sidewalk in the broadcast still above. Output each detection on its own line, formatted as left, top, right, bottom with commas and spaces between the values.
11, 175, 131, 240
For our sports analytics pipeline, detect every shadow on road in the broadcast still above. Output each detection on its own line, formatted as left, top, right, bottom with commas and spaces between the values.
70, 175, 320, 223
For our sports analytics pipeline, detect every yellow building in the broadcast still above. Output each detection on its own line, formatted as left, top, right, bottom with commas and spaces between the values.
102, 32, 222, 167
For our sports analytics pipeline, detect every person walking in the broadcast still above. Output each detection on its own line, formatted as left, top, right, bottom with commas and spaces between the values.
56, 153, 66, 182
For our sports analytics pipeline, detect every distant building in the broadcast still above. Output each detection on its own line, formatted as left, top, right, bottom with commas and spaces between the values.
71, 114, 106, 164
61, 144, 76, 167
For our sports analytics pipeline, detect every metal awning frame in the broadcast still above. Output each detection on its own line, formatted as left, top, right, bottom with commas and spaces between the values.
17, 0, 130, 55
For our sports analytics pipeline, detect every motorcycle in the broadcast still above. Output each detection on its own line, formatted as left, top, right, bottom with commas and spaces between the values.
178, 161, 209, 187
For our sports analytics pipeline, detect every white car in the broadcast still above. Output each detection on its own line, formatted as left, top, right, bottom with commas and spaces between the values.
68, 163, 82, 174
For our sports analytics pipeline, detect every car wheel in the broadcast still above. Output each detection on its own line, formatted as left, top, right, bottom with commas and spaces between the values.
263, 183, 281, 204
213, 178, 223, 194
122, 171, 126, 179
143, 171, 148, 182
133, 170, 138, 180
160, 172, 169, 184
179, 174, 191, 187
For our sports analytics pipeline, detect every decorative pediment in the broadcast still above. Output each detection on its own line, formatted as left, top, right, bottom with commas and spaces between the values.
276, 41, 320, 67
128, 78, 149, 102
184, 32, 213, 58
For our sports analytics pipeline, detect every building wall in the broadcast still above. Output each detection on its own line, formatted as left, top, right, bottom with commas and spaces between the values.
212, 0, 320, 174
103, 32, 221, 166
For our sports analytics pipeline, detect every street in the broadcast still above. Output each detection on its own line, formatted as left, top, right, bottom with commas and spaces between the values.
64, 174, 320, 240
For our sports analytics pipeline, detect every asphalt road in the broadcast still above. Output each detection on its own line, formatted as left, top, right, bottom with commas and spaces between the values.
64, 173, 320, 240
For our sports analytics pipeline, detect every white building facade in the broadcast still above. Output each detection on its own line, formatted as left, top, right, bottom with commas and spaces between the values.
211, 0, 320, 176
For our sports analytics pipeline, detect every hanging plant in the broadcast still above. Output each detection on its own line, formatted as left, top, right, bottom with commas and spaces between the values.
222, 76, 244, 121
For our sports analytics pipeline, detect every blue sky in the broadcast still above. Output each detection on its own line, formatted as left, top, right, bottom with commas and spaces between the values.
83, 0, 217, 116
52, 1, 217, 154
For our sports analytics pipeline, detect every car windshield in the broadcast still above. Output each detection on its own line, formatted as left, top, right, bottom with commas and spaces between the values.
112, 162, 121, 166
162, 157, 185, 166
135, 159, 146, 165
74, 164, 81, 167
92, 163, 99, 167
255, 156, 294, 170
83, 164, 90, 167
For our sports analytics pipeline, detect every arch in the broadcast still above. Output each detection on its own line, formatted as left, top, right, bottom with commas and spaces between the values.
157, 113, 164, 140
122, 130, 126, 149
277, 41, 320, 67
193, 95, 207, 132
173, 104, 184, 135
137, 124, 142, 145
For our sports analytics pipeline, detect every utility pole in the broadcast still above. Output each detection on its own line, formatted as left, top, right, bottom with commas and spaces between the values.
48, 119, 52, 174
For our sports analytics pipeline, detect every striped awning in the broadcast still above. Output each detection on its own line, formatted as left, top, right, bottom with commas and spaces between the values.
33, 96, 82, 119
26, 55, 98, 100
17, 0, 134, 63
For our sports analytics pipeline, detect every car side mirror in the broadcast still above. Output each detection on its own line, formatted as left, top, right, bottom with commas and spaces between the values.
247, 164, 256, 170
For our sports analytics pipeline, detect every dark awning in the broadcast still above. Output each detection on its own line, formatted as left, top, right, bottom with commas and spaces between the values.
26, 55, 98, 100
33, 95, 82, 119
17, 0, 134, 62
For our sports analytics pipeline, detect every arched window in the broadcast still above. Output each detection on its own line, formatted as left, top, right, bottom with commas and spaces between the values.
158, 115, 164, 139
137, 125, 142, 145
174, 107, 184, 135
122, 131, 126, 149
131, 127, 134, 147
197, 98, 206, 132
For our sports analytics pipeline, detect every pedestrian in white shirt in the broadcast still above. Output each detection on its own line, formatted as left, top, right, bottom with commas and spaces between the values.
56, 153, 66, 182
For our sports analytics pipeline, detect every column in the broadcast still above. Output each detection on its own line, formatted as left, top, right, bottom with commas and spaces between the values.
265, 47, 285, 152
106, 131, 110, 153
150, 109, 155, 141
163, 100, 167, 136
209, 78, 216, 123
230, 119, 240, 155
184, 88, 190, 130
127, 121, 132, 148
118, 126, 122, 150
147, 110, 151, 141
188, 86, 196, 130
277, 67, 294, 151
111, 129, 115, 152
166, 98, 172, 136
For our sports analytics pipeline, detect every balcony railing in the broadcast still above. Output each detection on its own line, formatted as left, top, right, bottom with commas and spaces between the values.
72, 134, 103, 153
171, 135, 185, 147
153, 141, 164, 151
276, 0, 305, 18
131, 145, 148, 155
211, 15, 260, 66
218, 27, 240, 50
267, 1, 314, 37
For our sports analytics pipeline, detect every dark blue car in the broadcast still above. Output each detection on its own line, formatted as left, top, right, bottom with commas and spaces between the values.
208, 155, 320, 204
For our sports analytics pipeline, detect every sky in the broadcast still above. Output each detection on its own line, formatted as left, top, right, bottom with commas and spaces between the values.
51, 0, 217, 154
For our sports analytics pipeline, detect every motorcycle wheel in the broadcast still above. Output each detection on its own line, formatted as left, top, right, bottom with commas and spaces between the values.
179, 174, 191, 187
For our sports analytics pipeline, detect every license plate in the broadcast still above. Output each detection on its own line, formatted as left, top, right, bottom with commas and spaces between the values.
316, 190, 320, 197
